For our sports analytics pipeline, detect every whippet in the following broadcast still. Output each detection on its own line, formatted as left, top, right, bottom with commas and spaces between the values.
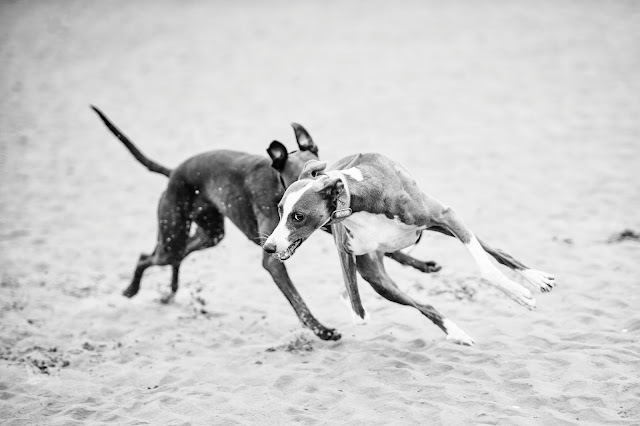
263, 154, 555, 345
91, 107, 440, 341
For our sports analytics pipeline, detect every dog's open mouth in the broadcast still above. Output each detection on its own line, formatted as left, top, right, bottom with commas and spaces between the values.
274, 239, 302, 261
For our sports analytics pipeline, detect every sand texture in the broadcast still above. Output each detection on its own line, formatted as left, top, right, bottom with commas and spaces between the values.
1, 1, 639, 424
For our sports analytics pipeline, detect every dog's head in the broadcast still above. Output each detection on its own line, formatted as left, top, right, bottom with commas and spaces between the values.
263, 160, 347, 261
267, 123, 319, 188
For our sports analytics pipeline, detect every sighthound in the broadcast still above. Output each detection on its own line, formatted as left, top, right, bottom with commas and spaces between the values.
264, 154, 556, 345
91, 106, 440, 341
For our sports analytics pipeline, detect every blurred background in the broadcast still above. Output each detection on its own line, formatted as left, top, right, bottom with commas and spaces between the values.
1, 1, 639, 424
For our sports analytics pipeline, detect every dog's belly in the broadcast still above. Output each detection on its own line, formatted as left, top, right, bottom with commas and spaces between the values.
342, 212, 424, 255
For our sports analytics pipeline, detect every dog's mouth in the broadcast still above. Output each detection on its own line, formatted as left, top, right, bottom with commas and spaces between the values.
274, 239, 302, 261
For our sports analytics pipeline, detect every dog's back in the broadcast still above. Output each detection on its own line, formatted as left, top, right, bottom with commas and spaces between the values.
327, 153, 431, 223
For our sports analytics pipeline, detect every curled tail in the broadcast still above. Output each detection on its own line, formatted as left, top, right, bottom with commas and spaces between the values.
90, 105, 172, 177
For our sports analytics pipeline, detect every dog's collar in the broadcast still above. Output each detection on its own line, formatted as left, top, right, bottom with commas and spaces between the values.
321, 172, 352, 227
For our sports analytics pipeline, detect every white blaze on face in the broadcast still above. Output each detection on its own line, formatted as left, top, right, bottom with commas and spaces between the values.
265, 180, 316, 252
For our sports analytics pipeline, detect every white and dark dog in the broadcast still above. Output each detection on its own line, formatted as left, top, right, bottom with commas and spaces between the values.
263, 153, 555, 345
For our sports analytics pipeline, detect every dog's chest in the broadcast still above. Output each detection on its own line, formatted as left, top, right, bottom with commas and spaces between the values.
341, 212, 423, 255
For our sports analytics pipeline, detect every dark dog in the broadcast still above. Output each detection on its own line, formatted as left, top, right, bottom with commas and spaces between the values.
91, 106, 440, 341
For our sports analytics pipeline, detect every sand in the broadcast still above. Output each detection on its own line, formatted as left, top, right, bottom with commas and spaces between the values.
1, 0, 639, 424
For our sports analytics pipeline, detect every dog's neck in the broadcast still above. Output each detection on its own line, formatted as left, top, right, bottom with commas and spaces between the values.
322, 167, 393, 225
328, 169, 392, 219
320, 171, 353, 227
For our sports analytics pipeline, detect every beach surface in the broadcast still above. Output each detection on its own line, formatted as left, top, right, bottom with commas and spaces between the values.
1, 1, 639, 424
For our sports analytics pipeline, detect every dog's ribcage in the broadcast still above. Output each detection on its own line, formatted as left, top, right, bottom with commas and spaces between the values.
340, 212, 423, 255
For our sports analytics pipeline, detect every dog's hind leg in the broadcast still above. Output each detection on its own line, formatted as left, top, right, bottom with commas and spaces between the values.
123, 253, 153, 298
154, 206, 225, 304
385, 251, 441, 273
158, 263, 181, 304
426, 203, 536, 310
356, 252, 474, 346
429, 225, 555, 293
476, 239, 555, 293
123, 190, 191, 299
123, 247, 183, 300
183, 204, 225, 258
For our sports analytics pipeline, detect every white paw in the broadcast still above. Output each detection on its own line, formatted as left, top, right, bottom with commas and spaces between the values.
443, 319, 475, 346
485, 270, 536, 310
340, 292, 369, 325
513, 287, 536, 310
351, 308, 370, 325
520, 269, 556, 293
497, 278, 536, 310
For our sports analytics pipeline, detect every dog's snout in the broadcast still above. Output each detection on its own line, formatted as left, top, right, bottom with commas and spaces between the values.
263, 242, 277, 254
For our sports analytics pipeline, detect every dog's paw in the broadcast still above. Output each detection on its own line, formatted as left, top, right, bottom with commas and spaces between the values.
159, 293, 176, 304
340, 292, 369, 325
497, 278, 537, 310
122, 286, 139, 298
421, 260, 442, 273
443, 319, 475, 346
520, 269, 556, 293
352, 308, 370, 325
512, 288, 537, 310
316, 328, 342, 341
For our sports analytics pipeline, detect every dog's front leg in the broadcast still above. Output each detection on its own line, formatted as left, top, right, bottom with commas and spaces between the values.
332, 224, 368, 324
262, 253, 341, 341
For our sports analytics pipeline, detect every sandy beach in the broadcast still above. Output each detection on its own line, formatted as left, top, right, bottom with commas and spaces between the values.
1, 0, 639, 424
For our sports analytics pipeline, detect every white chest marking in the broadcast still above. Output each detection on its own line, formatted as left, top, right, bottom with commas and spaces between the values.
342, 212, 424, 255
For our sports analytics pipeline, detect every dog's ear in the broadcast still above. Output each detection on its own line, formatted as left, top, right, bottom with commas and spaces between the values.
299, 160, 327, 180
317, 175, 344, 201
291, 123, 318, 155
267, 141, 288, 172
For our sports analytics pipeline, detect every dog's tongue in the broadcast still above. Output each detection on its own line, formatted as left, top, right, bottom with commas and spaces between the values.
277, 252, 291, 261
276, 241, 298, 261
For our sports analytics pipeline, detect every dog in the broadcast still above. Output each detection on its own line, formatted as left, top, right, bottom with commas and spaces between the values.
263, 154, 556, 345
90, 106, 441, 341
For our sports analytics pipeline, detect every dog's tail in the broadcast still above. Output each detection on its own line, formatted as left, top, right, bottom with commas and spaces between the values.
90, 105, 172, 177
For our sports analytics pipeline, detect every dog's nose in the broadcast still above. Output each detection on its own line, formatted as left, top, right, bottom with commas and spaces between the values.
263, 242, 277, 254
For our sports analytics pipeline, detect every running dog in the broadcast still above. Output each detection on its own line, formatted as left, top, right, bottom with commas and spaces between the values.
263, 154, 556, 345
91, 106, 440, 341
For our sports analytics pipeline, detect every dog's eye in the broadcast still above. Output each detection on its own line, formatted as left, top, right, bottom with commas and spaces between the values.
292, 212, 305, 222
